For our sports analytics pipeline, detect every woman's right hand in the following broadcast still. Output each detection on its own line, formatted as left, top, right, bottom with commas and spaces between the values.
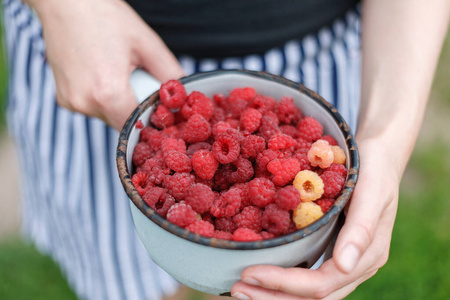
28, 0, 185, 131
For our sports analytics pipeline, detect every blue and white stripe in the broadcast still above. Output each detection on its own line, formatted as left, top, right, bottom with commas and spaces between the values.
2, 0, 360, 299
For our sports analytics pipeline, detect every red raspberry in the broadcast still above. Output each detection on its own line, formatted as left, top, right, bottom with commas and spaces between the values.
195, 176, 214, 188
276, 96, 298, 124
268, 134, 297, 151
185, 183, 215, 214
264, 111, 280, 125
248, 95, 277, 115
161, 138, 186, 155
140, 157, 170, 185
155, 193, 175, 218
139, 126, 156, 143
159, 80, 187, 109
132, 142, 154, 167
232, 206, 263, 233
213, 93, 227, 108
132, 171, 153, 196
231, 183, 251, 209
258, 114, 281, 142
261, 203, 291, 236
295, 138, 312, 152
212, 131, 240, 164
255, 149, 280, 173
225, 98, 248, 120
293, 153, 312, 171
146, 129, 168, 151
241, 135, 266, 159
233, 228, 262, 241
321, 135, 338, 146
135, 120, 144, 129
215, 217, 236, 233
162, 126, 181, 138
267, 158, 301, 186
210, 188, 241, 218
142, 187, 166, 209
260, 231, 276, 240
210, 107, 226, 125
212, 121, 232, 138
182, 114, 211, 143
327, 163, 348, 178
164, 150, 192, 173
320, 170, 346, 198
240, 108, 262, 133
213, 230, 234, 240
224, 156, 254, 184
225, 119, 241, 130
150, 105, 175, 129
186, 142, 212, 157
166, 202, 198, 228
163, 172, 195, 200
191, 149, 219, 180
316, 198, 335, 213
297, 116, 323, 142
213, 168, 232, 191
228, 87, 256, 103
280, 124, 298, 138
185, 220, 215, 237
275, 185, 301, 210
248, 177, 276, 208
181, 91, 214, 120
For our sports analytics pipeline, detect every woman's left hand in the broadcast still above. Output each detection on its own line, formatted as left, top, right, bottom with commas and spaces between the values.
231, 138, 399, 300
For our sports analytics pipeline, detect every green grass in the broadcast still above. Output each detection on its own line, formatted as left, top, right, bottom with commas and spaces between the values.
0, 237, 78, 300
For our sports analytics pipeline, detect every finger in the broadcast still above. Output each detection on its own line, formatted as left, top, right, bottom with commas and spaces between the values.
231, 282, 302, 300
321, 269, 377, 300
234, 260, 348, 298
332, 161, 392, 273
135, 28, 185, 82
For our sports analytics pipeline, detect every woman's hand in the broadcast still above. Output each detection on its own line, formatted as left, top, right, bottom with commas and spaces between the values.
231, 138, 400, 300
28, 0, 185, 131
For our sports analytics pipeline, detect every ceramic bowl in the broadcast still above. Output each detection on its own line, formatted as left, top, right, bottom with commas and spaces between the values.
117, 70, 359, 296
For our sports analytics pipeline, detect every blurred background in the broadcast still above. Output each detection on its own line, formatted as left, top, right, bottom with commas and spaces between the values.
0, 19, 449, 300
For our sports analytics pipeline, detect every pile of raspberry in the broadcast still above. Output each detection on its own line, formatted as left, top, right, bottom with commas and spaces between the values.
131, 79, 348, 242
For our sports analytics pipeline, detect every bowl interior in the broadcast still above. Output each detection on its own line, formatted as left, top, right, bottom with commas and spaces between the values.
118, 70, 359, 250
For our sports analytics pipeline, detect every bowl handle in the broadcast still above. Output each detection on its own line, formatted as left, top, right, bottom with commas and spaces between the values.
129, 69, 161, 104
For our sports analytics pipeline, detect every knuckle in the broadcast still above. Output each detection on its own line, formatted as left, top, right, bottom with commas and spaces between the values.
355, 222, 375, 248
90, 83, 116, 109
311, 286, 332, 299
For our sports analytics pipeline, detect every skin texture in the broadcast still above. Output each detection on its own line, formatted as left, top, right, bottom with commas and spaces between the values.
23, 0, 450, 299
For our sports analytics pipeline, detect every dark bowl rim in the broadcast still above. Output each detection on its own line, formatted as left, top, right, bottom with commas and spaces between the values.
117, 69, 359, 250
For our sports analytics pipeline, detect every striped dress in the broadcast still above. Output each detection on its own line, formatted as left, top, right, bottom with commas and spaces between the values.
1, 0, 361, 299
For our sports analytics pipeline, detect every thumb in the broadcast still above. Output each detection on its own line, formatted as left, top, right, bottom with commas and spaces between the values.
135, 28, 185, 82
331, 171, 385, 273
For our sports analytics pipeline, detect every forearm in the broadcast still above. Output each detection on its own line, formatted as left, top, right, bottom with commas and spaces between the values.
358, 0, 450, 177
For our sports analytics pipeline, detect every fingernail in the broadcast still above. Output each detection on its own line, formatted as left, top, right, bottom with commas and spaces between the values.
232, 292, 251, 300
242, 277, 261, 286
339, 244, 360, 273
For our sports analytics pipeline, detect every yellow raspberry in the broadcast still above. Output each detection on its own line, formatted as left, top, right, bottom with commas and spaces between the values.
331, 145, 346, 165
293, 170, 324, 202
307, 139, 334, 169
293, 202, 324, 229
